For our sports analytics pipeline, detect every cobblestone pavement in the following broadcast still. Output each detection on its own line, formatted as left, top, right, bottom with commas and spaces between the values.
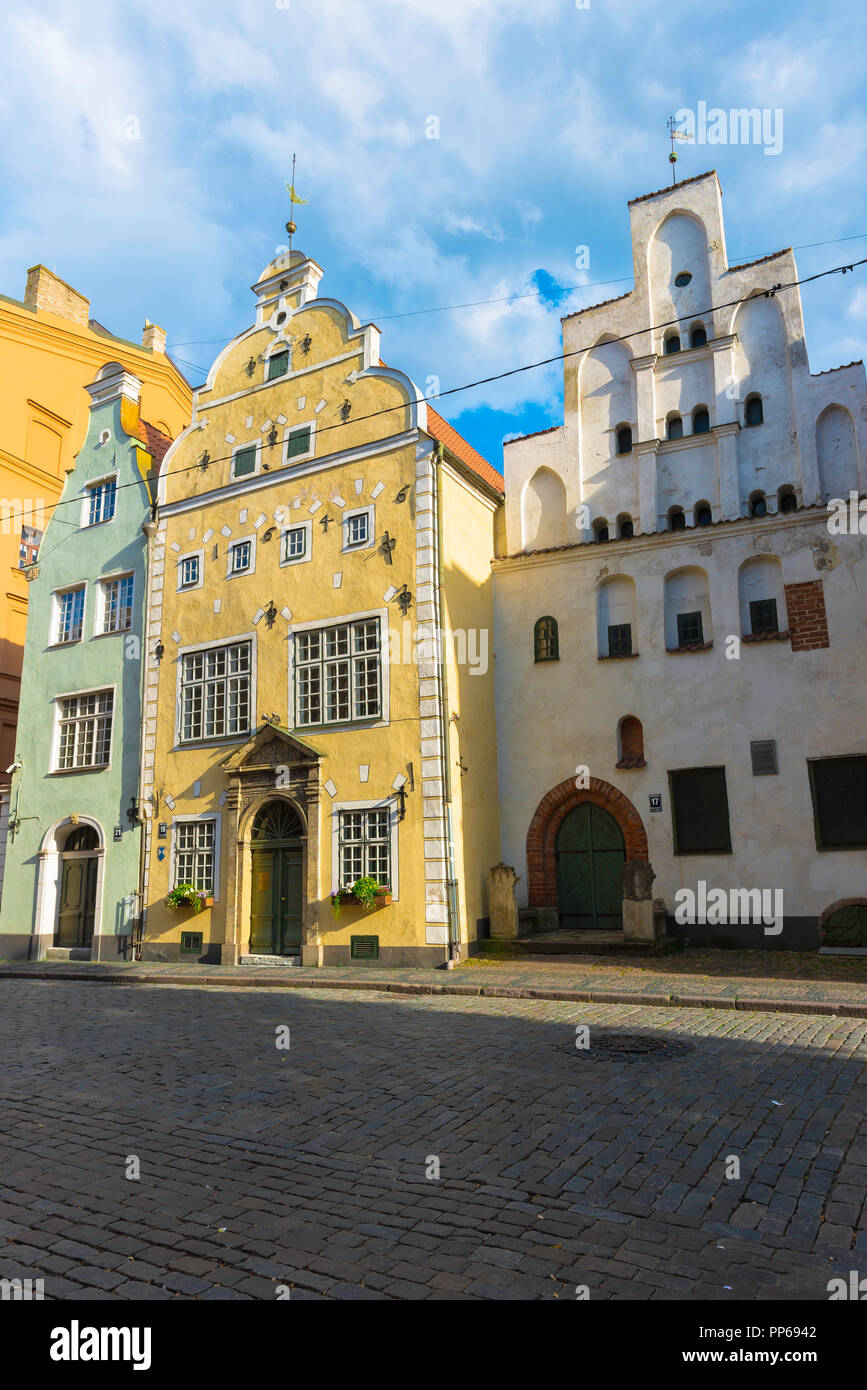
2, 945, 867, 1011
1, 980, 865, 1301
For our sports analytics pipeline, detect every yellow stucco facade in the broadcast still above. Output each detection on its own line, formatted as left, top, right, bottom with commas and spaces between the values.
0, 266, 191, 779
142, 250, 502, 966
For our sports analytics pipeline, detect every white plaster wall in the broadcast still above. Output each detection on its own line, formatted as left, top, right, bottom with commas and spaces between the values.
493, 513, 867, 924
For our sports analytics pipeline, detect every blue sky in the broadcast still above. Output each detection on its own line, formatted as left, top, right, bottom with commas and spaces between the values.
2, 0, 865, 467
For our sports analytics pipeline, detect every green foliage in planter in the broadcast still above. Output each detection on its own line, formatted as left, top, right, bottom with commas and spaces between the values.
165, 882, 205, 913
332, 876, 391, 919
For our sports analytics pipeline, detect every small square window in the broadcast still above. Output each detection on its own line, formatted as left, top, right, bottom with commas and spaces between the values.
676, 610, 704, 646
180, 931, 204, 956
180, 556, 200, 588
233, 446, 257, 478
749, 598, 779, 635
267, 350, 289, 381
608, 623, 632, 657
282, 527, 306, 562
343, 509, 373, 550
286, 425, 313, 460
229, 540, 251, 574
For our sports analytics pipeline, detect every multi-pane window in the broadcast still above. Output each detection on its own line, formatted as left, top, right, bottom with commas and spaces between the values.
102, 574, 134, 633
345, 512, 369, 547
533, 616, 559, 662
286, 425, 312, 460
180, 641, 251, 742
180, 555, 200, 588
282, 527, 306, 561
173, 820, 216, 894
295, 619, 381, 726
608, 623, 632, 657
676, 610, 704, 646
86, 477, 116, 526
56, 690, 113, 769
19, 526, 41, 567
232, 446, 257, 478
229, 540, 251, 574
56, 586, 85, 644
338, 809, 390, 887
749, 598, 779, 635
267, 349, 289, 380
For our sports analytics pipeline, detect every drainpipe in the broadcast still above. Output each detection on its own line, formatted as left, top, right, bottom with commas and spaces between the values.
135, 516, 157, 960
431, 440, 460, 966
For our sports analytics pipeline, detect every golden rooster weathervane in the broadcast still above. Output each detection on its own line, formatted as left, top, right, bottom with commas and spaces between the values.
284, 152, 308, 255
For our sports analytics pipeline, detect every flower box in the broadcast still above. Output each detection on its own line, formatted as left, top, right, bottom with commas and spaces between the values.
331, 889, 392, 908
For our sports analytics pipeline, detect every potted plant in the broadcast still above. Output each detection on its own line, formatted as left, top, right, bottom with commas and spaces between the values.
165, 882, 209, 914
331, 876, 392, 918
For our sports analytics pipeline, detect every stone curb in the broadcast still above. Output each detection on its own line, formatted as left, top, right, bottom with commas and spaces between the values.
0, 966, 860, 1019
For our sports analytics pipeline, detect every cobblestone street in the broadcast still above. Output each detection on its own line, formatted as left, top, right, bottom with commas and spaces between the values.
1, 980, 865, 1300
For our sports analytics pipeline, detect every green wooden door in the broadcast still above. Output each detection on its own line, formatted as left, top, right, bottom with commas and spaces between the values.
250, 845, 303, 955
824, 904, 867, 948
55, 856, 97, 948
556, 803, 625, 930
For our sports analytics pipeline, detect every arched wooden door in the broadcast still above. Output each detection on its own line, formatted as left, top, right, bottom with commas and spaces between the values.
249, 802, 303, 956
555, 803, 625, 930
55, 825, 99, 949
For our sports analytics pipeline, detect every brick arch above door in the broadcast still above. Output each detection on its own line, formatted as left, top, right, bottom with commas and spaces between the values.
526, 776, 649, 910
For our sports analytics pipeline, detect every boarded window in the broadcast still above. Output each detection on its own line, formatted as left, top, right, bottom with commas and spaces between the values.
808, 756, 867, 849
669, 767, 732, 854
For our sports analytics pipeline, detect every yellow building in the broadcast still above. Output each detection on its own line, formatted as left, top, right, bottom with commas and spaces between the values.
142, 249, 503, 966
0, 265, 192, 779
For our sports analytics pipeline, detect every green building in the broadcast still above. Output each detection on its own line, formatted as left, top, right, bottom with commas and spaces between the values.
0, 364, 170, 960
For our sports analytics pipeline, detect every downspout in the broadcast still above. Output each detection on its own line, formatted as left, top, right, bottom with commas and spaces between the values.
136, 514, 157, 960
432, 440, 460, 966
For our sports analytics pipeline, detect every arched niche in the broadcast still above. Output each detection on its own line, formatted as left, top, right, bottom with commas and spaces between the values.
579, 339, 637, 480
521, 467, 568, 550
649, 212, 712, 337
816, 405, 857, 501
597, 574, 638, 657
664, 566, 712, 650
738, 555, 787, 637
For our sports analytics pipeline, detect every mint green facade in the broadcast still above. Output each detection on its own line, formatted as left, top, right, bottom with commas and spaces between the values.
0, 367, 157, 961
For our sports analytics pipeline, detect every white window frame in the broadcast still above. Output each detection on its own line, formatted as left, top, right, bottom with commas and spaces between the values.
226, 534, 256, 578
330, 798, 399, 899
51, 583, 87, 646
95, 571, 135, 637
175, 632, 257, 748
50, 683, 116, 773
169, 812, 222, 903
288, 608, 389, 730
231, 440, 261, 481
279, 519, 313, 567
342, 504, 375, 552
177, 549, 204, 591
283, 420, 316, 465
80, 473, 118, 529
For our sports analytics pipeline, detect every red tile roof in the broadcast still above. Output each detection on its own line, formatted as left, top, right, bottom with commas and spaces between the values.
136, 419, 173, 469
425, 403, 504, 493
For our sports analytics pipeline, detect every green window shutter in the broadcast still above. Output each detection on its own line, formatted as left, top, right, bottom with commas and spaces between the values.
233, 446, 257, 478
267, 350, 289, 380
287, 426, 312, 459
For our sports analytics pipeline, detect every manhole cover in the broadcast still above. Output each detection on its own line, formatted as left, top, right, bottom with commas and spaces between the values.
561, 1031, 694, 1061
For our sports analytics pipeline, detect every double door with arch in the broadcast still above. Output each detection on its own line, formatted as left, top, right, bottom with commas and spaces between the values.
249, 801, 304, 956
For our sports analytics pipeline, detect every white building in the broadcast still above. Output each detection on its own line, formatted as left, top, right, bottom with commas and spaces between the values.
494, 171, 867, 951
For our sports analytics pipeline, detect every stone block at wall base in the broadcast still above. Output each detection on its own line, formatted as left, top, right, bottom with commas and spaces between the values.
0, 932, 35, 961
622, 899, 656, 942
321, 944, 448, 968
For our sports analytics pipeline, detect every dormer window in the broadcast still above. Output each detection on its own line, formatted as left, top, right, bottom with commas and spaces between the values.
593, 519, 609, 543
779, 487, 797, 514
695, 503, 713, 527
690, 325, 707, 348
617, 515, 634, 540
693, 407, 710, 435
667, 415, 684, 441
749, 491, 767, 518
669, 508, 686, 532
664, 332, 681, 355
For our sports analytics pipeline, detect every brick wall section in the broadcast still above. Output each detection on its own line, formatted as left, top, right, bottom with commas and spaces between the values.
24, 265, 90, 326
526, 775, 649, 909
784, 580, 830, 651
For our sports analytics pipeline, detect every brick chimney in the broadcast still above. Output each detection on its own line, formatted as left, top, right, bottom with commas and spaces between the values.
142, 320, 167, 354
24, 265, 90, 326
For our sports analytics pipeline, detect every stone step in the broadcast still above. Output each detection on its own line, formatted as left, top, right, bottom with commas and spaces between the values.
239, 954, 301, 967
44, 947, 92, 961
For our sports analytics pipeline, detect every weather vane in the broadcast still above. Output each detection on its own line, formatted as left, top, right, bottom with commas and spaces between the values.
666, 115, 692, 186
284, 153, 308, 255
